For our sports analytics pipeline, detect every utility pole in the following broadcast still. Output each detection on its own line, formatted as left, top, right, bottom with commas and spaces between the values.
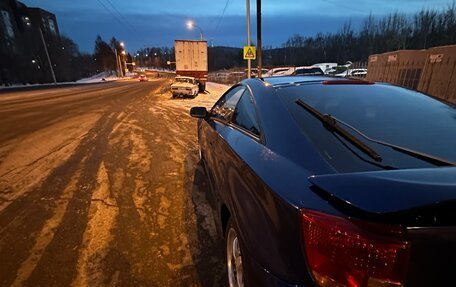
246, 0, 251, 79
257, 0, 262, 78
114, 48, 121, 77
39, 27, 57, 83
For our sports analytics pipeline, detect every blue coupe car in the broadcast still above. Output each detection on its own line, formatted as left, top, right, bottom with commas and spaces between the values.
190, 76, 456, 287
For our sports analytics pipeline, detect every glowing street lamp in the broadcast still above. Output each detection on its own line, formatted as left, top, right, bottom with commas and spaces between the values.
186, 20, 203, 41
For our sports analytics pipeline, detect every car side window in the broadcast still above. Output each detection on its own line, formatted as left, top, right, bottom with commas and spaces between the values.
211, 86, 246, 121
232, 90, 261, 136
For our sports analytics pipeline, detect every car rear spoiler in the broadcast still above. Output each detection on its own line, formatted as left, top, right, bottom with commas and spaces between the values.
308, 167, 456, 214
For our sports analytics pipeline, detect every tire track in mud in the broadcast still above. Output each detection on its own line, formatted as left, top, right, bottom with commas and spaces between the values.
0, 112, 114, 287
21, 82, 166, 286
72, 88, 224, 286
22, 112, 120, 287
0, 81, 165, 287
103, 93, 223, 286
10, 168, 84, 287
0, 80, 225, 287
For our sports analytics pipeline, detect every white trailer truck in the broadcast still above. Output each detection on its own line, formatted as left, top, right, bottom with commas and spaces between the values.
174, 40, 208, 92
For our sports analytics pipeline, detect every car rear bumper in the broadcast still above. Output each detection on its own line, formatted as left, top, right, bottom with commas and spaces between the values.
172, 91, 194, 96
243, 250, 310, 287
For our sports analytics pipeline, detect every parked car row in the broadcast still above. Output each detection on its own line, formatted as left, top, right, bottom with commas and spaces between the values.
333, 68, 368, 78
190, 76, 456, 287
264, 63, 367, 78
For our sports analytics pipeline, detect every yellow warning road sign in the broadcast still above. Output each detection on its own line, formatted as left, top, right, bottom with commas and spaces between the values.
243, 46, 256, 60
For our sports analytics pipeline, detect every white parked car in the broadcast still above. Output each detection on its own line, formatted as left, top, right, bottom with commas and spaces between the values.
335, 68, 368, 78
292, 66, 324, 76
171, 76, 199, 98
312, 62, 338, 74
264, 67, 295, 77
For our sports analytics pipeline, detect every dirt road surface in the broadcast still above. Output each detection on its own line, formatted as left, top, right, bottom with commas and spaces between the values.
0, 78, 229, 287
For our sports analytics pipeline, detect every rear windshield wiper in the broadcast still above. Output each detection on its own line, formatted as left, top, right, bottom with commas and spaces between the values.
296, 99, 382, 162
335, 117, 456, 167
296, 99, 456, 167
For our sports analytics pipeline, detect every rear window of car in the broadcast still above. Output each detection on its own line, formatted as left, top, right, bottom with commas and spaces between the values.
273, 68, 290, 74
277, 83, 456, 171
294, 68, 324, 75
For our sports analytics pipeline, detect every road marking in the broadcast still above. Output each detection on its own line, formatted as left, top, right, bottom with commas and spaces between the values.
10, 170, 82, 287
72, 161, 119, 287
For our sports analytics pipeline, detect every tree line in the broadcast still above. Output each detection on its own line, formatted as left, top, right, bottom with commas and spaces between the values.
4, 4, 456, 84
93, 35, 135, 74
265, 4, 456, 67
202, 4, 456, 70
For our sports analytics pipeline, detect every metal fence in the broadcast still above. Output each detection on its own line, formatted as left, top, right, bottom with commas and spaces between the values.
366, 45, 456, 103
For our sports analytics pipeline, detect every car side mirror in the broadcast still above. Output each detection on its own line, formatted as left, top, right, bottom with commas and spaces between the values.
190, 107, 208, 118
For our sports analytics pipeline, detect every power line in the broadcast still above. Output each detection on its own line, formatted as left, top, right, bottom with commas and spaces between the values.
104, 0, 138, 33
95, 0, 130, 32
212, 0, 232, 36
95, 0, 142, 45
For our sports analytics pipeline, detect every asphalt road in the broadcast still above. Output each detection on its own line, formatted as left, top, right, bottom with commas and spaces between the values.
0, 78, 225, 287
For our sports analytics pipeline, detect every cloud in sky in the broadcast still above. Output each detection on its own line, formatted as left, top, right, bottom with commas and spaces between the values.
21, 0, 453, 52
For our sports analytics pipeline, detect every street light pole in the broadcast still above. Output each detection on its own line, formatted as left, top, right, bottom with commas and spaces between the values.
121, 50, 127, 77
187, 21, 204, 41
38, 27, 57, 83
246, 0, 251, 79
119, 42, 125, 77
114, 48, 121, 77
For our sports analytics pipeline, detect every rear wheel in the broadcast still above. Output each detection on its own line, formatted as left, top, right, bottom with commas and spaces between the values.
226, 219, 244, 287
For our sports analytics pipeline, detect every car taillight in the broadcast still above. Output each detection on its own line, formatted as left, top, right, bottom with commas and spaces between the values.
300, 209, 410, 287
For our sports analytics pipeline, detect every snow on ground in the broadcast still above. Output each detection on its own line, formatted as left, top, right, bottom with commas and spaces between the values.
76, 72, 119, 83
0, 82, 74, 90
157, 81, 230, 113
141, 67, 175, 73
0, 71, 134, 90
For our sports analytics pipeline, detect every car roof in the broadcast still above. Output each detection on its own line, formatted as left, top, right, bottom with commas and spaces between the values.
295, 66, 322, 70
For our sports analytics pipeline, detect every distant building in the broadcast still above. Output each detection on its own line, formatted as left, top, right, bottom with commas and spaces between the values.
0, 0, 61, 84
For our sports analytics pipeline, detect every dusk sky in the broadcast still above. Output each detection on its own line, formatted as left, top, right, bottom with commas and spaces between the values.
21, 0, 453, 53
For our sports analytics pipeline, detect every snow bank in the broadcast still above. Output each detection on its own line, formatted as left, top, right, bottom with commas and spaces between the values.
77, 71, 119, 83
0, 71, 123, 90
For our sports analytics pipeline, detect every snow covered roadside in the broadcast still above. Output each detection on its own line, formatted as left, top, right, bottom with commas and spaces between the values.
76, 72, 119, 83
0, 72, 130, 91
0, 82, 76, 90
157, 81, 230, 113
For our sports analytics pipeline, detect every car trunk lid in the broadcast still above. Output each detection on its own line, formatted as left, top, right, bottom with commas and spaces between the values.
309, 167, 456, 286
308, 167, 456, 215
